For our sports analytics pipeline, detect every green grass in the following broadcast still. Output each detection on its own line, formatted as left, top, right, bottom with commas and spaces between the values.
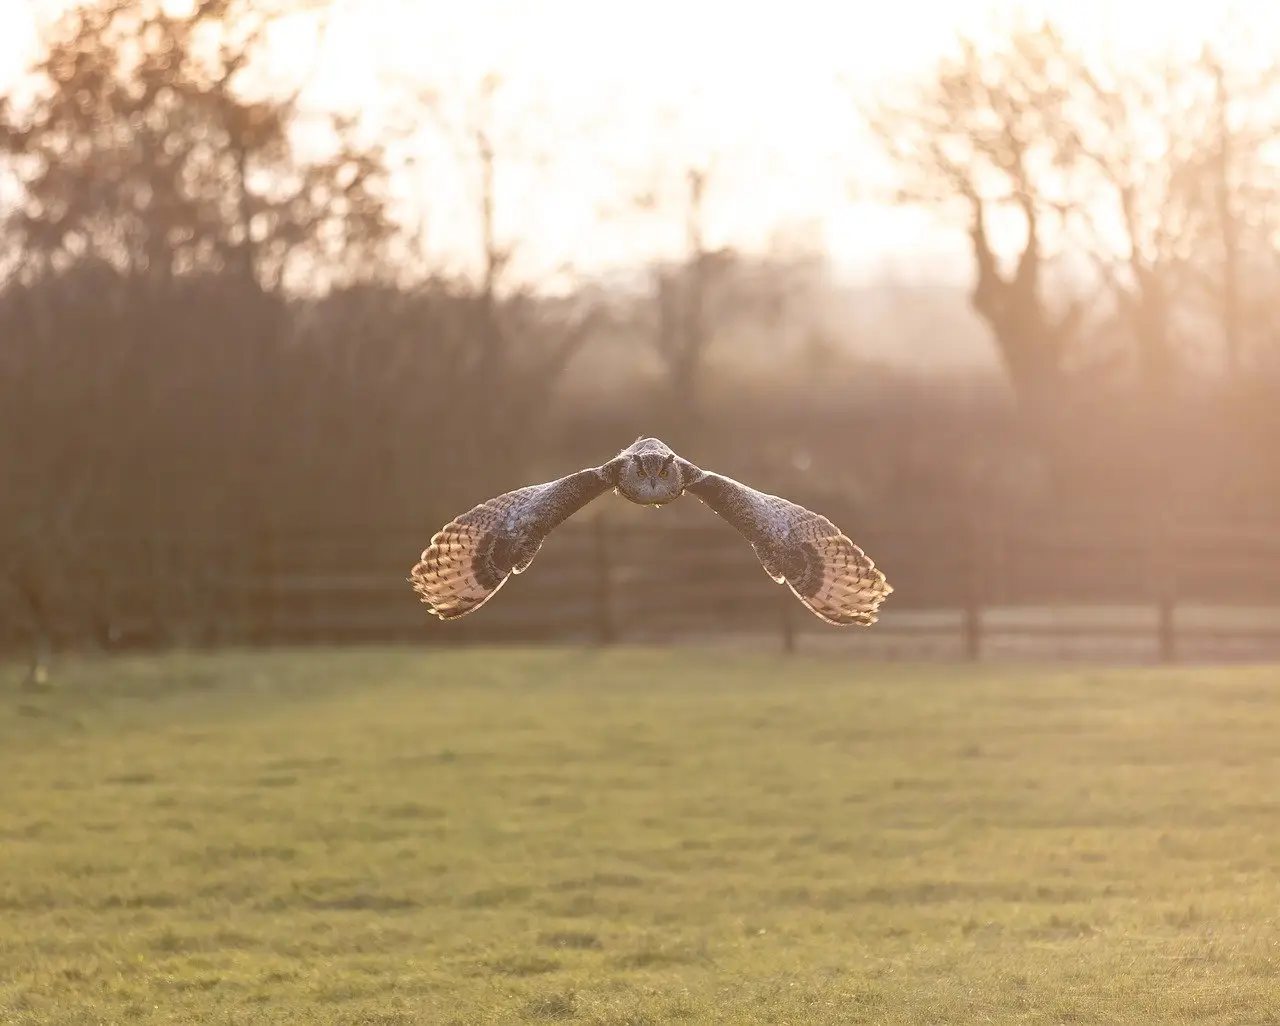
2, 647, 1280, 1024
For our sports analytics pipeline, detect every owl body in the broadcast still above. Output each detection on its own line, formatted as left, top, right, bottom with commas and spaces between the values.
410, 436, 892, 626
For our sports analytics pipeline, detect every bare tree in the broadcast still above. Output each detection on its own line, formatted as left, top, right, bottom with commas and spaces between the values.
863, 18, 1280, 388
1176, 46, 1280, 375
628, 159, 800, 451
1016, 33, 1280, 425
644, 164, 718, 448
859, 15, 1280, 513
391, 73, 612, 484
860, 22, 1091, 426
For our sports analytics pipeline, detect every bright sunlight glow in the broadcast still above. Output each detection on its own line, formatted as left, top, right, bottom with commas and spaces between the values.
1, 0, 1276, 282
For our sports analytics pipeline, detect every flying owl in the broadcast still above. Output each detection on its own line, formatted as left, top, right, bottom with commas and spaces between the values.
409, 437, 892, 626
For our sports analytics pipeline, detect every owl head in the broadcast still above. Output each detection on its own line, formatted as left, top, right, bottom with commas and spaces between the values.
609, 437, 689, 506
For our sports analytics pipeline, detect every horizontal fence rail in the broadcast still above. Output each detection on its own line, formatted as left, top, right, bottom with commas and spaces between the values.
5, 512, 1280, 662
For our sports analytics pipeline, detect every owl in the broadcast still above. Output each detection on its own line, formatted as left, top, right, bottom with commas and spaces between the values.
410, 437, 892, 626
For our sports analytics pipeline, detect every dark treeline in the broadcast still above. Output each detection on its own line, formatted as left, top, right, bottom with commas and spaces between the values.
3, 1, 1280, 650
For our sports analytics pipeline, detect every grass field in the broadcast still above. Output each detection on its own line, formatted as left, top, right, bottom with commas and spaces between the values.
2, 647, 1279, 1024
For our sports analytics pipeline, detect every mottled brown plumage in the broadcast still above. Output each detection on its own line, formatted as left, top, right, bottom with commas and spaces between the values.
411, 437, 892, 625
679, 464, 892, 626
410, 469, 612, 619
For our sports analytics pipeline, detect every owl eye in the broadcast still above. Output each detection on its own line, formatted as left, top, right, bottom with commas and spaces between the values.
658, 468, 668, 478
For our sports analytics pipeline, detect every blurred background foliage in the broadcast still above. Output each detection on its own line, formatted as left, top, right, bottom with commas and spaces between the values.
3, 0, 1280, 648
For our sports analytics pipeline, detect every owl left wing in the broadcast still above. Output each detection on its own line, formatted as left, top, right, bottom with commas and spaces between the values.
411, 467, 612, 620
683, 466, 892, 626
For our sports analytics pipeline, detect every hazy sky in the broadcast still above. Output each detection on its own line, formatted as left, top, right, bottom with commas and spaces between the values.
0, 0, 1274, 286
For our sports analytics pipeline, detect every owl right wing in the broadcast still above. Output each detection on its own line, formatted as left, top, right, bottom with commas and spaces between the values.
411, 467, 613, 620
683, 466, 892, 626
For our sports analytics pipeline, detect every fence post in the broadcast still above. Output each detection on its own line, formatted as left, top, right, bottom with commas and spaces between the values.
1152, 514, 1176, 664
150, 537, 168, 646
592, 514, 615, 645
253, 525, 276, 645
962, 509, 984, 662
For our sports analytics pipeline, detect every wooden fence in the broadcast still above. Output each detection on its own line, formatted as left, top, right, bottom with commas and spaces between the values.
6, 511, 1280, 661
